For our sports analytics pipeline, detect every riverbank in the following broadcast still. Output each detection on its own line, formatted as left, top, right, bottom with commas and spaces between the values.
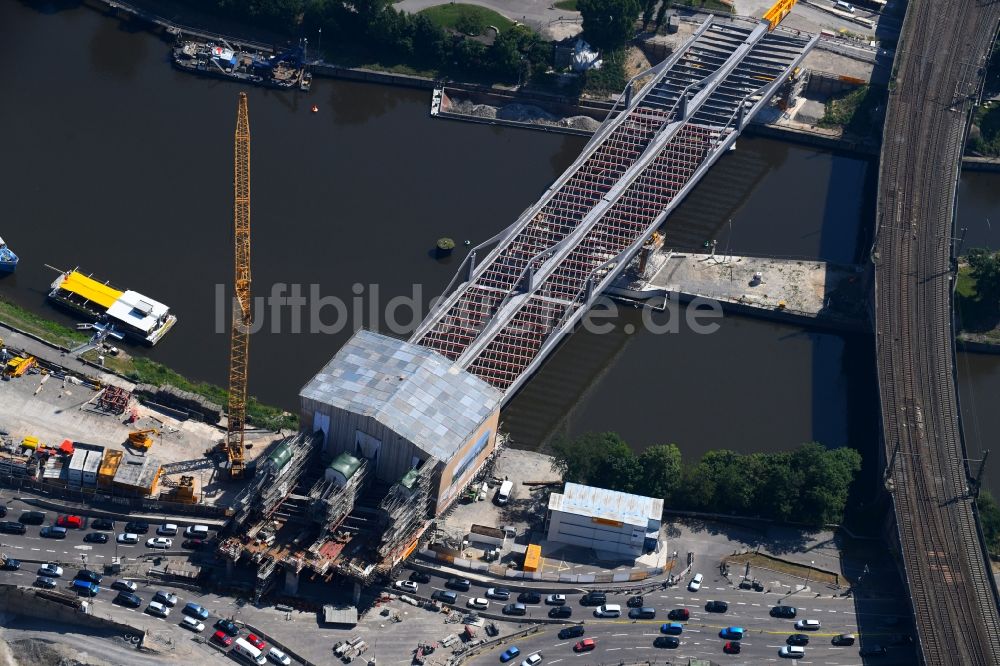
0, 299, 295, 430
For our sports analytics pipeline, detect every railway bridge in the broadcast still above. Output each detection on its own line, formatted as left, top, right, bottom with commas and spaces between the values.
873, 0, 1000, 663
412, 13, 816, 398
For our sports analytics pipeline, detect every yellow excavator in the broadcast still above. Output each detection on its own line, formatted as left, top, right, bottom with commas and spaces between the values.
127, 428, 159, 451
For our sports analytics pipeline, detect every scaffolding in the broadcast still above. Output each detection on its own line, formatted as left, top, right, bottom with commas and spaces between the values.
230, 432, 319, 531
376, 457, 437, 568
307, 457, 368, 529
96, 385, 131, 414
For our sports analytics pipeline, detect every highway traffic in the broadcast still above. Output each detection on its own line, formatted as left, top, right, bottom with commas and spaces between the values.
398, 566, 909, 665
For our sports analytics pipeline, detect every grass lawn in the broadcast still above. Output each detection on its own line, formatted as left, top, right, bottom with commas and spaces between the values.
554, 0, 578, 10
418, 4, 515, 35
727, 552, 841, 586
0, 297, 88, 349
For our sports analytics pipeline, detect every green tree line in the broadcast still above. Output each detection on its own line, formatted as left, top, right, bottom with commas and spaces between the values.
552, 432, 862, 527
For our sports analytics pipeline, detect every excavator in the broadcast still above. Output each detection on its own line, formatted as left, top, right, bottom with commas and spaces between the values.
127, 428, 159, 451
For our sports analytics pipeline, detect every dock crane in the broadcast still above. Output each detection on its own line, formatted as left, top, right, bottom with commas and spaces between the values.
223, 92, 252, 480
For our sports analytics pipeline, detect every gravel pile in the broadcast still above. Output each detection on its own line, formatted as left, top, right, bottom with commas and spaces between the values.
447, 97, 600, 132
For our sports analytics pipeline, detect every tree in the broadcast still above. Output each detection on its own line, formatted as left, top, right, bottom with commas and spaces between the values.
641, 0, 657, 28
577, 0, 641, 51
977, 490, 1000, 559
967, 248, 1000, 309
552, 431, 631, 486
791, 443, 861, 526
654, 0, 668, 29
637, 444, 682, 503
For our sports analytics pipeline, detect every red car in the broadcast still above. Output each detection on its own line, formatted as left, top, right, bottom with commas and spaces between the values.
246, 634, 266, 650
56, 515, 83, 529
212, 630, 233, 647
667, 608, 690, 621
723, 641, 741, 654
574, 638, 596, 652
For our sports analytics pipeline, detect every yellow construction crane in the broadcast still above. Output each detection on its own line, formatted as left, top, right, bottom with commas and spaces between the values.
224, 91, 252, 480
763, 0, 798, 30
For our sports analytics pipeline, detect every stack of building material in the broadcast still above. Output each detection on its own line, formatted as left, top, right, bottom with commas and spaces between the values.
98, 450, 122, 488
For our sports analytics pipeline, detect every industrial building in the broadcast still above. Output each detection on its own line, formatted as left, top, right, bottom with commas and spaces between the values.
299, 329, 503, 516
545, 482, 663, 557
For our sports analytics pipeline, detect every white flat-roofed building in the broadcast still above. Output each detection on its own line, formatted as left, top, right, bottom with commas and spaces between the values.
546, 482, 663, 557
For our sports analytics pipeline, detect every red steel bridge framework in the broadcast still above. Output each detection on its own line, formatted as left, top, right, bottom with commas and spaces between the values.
411, 15, 817, 399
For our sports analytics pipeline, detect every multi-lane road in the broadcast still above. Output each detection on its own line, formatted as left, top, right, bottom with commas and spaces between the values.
401, 567, 910, 665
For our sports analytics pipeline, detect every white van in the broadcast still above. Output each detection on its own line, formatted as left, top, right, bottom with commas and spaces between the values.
834, 0, 855, 13
183, 524, 209, 539
496, 480, 514, 505
594, 604, 622, 618
233, 637, 267, 665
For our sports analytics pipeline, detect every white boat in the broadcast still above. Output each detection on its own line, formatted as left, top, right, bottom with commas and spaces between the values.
0, 236, 18, 272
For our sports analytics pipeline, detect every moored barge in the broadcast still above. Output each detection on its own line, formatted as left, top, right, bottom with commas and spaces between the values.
48, 269, 177, 346
172, 40, 307, 90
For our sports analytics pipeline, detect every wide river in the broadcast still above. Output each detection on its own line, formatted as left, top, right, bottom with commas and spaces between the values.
3, 1, 999, 495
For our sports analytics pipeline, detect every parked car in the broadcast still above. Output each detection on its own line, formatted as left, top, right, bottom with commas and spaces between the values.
558, 626, 585, 640
432, 590, 457, 604
720, 627, 745, 640
467, 597, 489, 610
518, 591, 541, 604
156, 523, 178, 536
779, 645, 805, 659
75, 570, 102, 585
183, 602, 210, 620
145, 537, 172, 549
724, 641, 742, 654
246, 634, 266, 650
84, 532, 108, 544
146, 601, 170, 618
548, 606, 572, 619
628, 607, 656, 620
408, 570, 431, 584
486, 587, 510, 600
0, 558, 20, 571
72, 579, 100, 597
91, 519, 114, 531
499, 646, 521, 663
180, 616, 205, 632
667, 608, 689, 621
661, 623, 684, 635
581, 592, 606, 606
124, 521, 150, 534
794, 619, 821, 631
0, 521, 26, 535
654, 636, 680, 649
112, 580, 138, 593
116, 533, 139, 545
626, 595, 644, 608
787, 634, 810, 646
181, 539, 206, 550
831, 633, 856, 646
446, 577, 471, 591
153, 591, 178, 607
503, 603, 527, 616
214, 619, 240, 637
56, 515, 83, 529
40, 526, 67, 539
545, 594, 566, 605
706, 600, 729, 613
859, 644, 887, 657
37, 564, 63, 578
0, 506, 6, 517
771, 605, 797, 619
267, 647, 292, 665
34, 576, 57, 588
594, 604, 621, 618
212, 630, 233, 647
115, 592, 142, 608
574, 639, 596, 652
393, 580, 418, 594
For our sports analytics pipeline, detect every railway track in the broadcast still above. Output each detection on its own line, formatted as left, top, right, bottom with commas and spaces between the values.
873, 0, 1000, 664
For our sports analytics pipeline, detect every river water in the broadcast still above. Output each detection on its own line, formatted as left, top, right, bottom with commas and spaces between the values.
2, 1, 998, 495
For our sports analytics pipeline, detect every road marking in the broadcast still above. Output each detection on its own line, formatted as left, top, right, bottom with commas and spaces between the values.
737, 602, 746, 605
828, 610, 837, 613
752, 603, 761, 606
96, 555, 105, 558
553, 642, 569, 647
606, 648, 621, 652
549, 660, 563, 665
687, 629, 701, 633
12, 546, 22, 550
45, 549, 55, 553
714, 587, 726, 590
612, 633, 628, 637
674, 596, 685, 600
